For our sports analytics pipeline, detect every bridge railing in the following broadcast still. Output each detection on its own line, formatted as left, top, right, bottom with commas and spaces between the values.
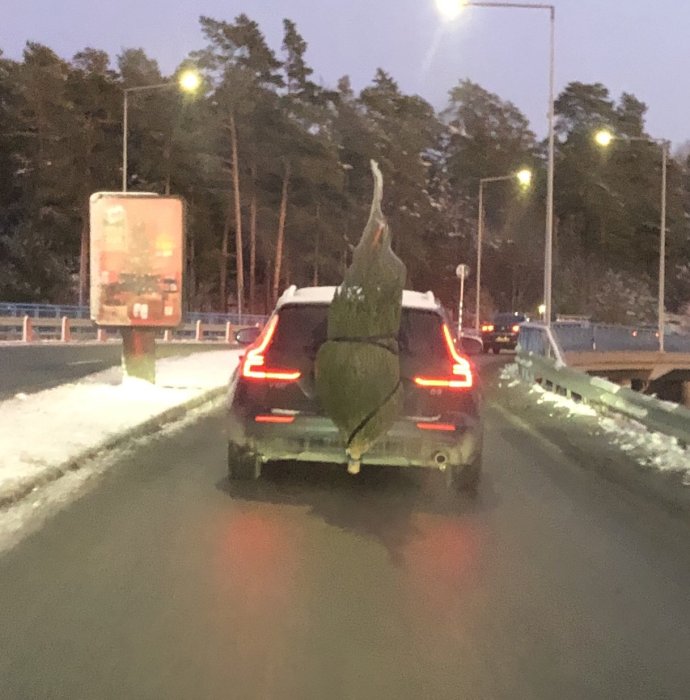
516, 322, 690, 446
0, 302, 267, 327
550, 322, 690, 353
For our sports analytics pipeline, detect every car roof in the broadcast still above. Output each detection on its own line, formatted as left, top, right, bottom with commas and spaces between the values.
276, 285, 441, 312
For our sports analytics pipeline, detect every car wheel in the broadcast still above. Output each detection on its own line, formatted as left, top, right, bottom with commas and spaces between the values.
450, 454, 481, 493
482, 344, 490, 354
227, 441, 261, 480
492, 346, 500, 355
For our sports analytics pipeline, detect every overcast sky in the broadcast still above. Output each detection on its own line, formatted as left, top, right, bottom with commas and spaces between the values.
3, 0, 688, 146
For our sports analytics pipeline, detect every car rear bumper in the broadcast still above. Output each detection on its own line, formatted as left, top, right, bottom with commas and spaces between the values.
227, 409, 482, 469
483, 333, 518, 348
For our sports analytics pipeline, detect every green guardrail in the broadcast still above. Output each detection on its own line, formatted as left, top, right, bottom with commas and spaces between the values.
516, 349, 690, 448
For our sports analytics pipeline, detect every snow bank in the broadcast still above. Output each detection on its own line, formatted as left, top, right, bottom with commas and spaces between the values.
0, 349, 243, 504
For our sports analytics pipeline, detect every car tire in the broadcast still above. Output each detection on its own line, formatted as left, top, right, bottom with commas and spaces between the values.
450, 454, 481, 493
482, 344, 490, 354
492, 346, 500, 355
228, 441, 261, 480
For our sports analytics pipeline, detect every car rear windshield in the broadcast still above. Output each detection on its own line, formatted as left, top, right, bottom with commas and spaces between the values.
269, 304, 448, 363
494, 313, 526, 325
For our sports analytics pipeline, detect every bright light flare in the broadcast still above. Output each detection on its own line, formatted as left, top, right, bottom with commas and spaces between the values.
595, 129, 614, 147
516, 168, 532, 188
435, 0, 468, 22
178, 69, 201, 93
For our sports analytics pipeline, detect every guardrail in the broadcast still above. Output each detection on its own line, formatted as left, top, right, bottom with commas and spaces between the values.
0, 315, 260, 343
516, 323, 690, 447
0, 302, 267, 327
551, 322, 690, 353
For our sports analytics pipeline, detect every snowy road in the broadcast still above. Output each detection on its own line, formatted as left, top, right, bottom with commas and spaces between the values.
0, 360, 689, 699
0, 342, 233, 400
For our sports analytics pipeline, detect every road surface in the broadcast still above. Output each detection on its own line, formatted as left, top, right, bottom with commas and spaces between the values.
0, 360, 688, 699
0, 343, 232, 400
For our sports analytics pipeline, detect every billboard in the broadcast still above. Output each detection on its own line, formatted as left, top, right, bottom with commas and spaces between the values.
90, 193, 184, 327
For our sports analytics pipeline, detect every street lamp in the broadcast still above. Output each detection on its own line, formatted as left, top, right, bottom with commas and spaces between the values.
437, 1, 556, 326
122, 69, 201, 192
475, 169, 532, 331
594, 128, 670, 352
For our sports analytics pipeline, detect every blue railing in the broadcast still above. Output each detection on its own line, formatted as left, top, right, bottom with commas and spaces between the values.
0, 302, 267, 327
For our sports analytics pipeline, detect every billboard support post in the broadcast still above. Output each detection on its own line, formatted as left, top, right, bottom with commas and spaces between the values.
121, 327, 156, 383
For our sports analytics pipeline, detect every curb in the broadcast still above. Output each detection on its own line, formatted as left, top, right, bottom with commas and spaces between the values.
0, 385, 226, 510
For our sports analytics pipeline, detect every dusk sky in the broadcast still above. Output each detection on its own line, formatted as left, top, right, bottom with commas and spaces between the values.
3, 1, 688, 146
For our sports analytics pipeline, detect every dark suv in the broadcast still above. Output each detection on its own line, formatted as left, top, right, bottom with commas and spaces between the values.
481, 312, 527, 354
227, 286, 483, 490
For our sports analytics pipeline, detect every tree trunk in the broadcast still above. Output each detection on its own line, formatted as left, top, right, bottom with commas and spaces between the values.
229, 111, 244, 318
187, 228, 196, 312
79, 202, 89, 307
220, 207, 232, 312
313, 203, 320, 286
249, 161, 258, 313
272, 161, 290, 303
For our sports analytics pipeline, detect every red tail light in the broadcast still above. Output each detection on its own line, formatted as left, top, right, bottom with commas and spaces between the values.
416, 422, 456, 432
481, 324, 494, 332
413, 324, 473, 390
241, 315, 301, 382
254, 414, 295, 424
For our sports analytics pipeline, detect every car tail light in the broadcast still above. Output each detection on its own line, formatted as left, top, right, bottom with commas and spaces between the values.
512, 324, 521, 333
416, 422, 456, 432
413, 324, 473, 390
254, 414, 295, 424
241, 315, 301, 382
481, 324, 494, 332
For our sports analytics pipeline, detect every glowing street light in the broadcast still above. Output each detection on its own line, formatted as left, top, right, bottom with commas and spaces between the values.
178, 69, 202, 93
594, 129, 614, 148
435, 0, 467, 21
474, 169, 533, 331
594, 128, 670, 351
122, 69, 202, 192
517, 168, 533, 188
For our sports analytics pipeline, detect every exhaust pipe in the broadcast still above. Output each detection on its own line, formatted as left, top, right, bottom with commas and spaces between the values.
433, 451, 448, 468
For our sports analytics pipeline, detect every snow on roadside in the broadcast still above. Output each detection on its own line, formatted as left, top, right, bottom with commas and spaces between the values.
0, 349, 243, 503
499, 363, 690, 485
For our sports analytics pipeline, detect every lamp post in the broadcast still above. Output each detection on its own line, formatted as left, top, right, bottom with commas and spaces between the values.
436, 0, 556, 325
122, 69, 201, 192
594, 129, 669, 352
475, 169, 532, 331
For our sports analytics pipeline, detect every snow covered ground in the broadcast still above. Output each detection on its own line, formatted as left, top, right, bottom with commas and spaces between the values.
500, 363, 690, 486
0, 349, 242, 506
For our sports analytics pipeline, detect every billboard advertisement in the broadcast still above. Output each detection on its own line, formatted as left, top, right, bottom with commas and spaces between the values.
90, 193, 184, 327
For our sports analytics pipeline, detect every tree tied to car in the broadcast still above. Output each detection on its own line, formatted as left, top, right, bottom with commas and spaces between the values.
315, 160, 407, 474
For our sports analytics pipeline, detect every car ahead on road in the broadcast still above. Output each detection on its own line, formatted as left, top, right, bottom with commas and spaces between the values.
481, 312, 527, 354
227, 286, 483, 490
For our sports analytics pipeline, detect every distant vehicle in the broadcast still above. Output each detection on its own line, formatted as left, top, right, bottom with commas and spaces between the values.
226, 286, 484, 491
481, 311, 527, 354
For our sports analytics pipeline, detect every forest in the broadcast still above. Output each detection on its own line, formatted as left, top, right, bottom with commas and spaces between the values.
1, 13, 689, 323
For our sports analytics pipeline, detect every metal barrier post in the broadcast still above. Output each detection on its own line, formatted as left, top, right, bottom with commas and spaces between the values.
60, 316, 71, 342
163, 329, 172, 342
22, 315, 33, 343
195, 320, 203, 342
97, 328, 107, 342
225, 322, 233, 344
